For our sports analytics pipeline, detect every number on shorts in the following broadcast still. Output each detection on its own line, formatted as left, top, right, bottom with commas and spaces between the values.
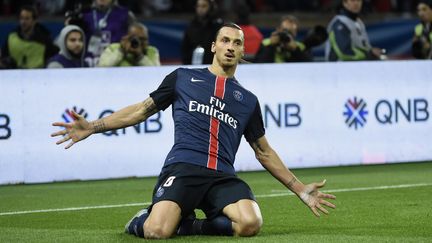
163, 176, 176, 187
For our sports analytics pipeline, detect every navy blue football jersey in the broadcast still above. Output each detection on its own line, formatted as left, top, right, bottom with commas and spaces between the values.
150, 68, 265, 174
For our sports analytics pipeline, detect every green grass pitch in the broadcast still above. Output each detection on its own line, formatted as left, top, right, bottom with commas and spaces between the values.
1, 162, 431, 242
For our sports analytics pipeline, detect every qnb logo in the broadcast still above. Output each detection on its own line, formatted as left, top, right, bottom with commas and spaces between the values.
0, 113, 12, 139
62, 106, 88, 122
343, 97, 368, 129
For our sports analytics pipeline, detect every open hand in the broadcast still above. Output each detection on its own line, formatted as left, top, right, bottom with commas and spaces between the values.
299, 179, 336, 217
51, 110, 93, 149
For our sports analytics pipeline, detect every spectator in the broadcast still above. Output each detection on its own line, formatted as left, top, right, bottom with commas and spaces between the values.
412, 0, 432, 59
254, 15, 312, 63
181, 0, 223, 65
67, 0, 136, 66
325, 0, 382, 61
234, 3, 263, 61
1, 5, 58, 69
98, 23, 160, 67
46, 25, 87, 68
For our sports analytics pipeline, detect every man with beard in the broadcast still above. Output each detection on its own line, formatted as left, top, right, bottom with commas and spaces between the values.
325, 0, 382, 61
52, 23, 336, 239
1, 5, 58, 69
47, 25, 87, 68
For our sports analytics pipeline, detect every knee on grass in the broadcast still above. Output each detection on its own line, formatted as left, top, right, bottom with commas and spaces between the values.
144, 221, 174, 239
235, 216, 263, 237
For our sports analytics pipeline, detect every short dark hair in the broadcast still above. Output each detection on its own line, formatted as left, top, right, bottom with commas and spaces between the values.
128, 22, 148, 33
20, 5, 38, 19
197, 0, 218, 17
214, 22, 242, 41
280, 15, 299, 26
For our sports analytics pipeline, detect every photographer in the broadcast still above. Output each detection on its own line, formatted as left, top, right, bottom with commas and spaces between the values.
254, 15, 318, 63
98, 23, 160, 67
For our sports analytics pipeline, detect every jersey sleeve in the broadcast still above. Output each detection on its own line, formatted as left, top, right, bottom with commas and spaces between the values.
149, 69, 178, 111
244, 100, 265, 143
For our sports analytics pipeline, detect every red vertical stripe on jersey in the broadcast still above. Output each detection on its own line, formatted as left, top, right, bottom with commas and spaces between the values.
214, 75, 226, 98
207, 118, 220, 169
207, 76, 227, 170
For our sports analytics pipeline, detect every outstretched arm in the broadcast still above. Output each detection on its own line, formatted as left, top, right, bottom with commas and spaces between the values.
51, 97, 158, 149
249, 135, 336, 217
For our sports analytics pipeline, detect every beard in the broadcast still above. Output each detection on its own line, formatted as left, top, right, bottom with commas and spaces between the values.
20, 24, 34, 35
69, 49, 82, 59
218, 58, 236, 69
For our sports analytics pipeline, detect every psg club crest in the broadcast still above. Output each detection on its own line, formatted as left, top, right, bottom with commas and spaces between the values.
233, 90, 243, 102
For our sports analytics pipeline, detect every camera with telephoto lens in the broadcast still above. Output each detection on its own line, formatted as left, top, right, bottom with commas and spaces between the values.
277, 29, 293, 43
129, 36, 141, 49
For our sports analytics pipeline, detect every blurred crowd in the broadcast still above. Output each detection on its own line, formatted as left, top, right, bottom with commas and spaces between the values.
0, 0, 431, 69
0, 0, 423, 16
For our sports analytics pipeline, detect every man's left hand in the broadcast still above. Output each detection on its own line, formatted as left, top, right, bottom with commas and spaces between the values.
283, 39, 298, 51
298, 179, 336, 217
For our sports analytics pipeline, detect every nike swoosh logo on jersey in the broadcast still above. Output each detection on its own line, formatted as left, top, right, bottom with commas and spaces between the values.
191, 77, 205, 82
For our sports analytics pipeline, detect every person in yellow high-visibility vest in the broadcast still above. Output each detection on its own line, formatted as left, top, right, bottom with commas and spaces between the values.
1, 5, 58, 69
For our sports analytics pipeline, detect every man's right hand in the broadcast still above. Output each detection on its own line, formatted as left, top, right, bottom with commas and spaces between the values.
269, 30, 281, 46
51, 110, 93, 149
270, 30, 297, 51
120, 36, 131, 53
371, 47, 383, 59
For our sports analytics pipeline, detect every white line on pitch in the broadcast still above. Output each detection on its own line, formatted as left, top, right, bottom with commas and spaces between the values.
263, 183, 432, 197
0, 202, 151, 216
1, 183, 431, 216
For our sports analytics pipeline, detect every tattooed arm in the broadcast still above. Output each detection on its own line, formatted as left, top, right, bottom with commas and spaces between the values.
250, 136, 336, 217
90, 97, 158, 133
51, 97, 159, 149
250, 136, 304, 194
